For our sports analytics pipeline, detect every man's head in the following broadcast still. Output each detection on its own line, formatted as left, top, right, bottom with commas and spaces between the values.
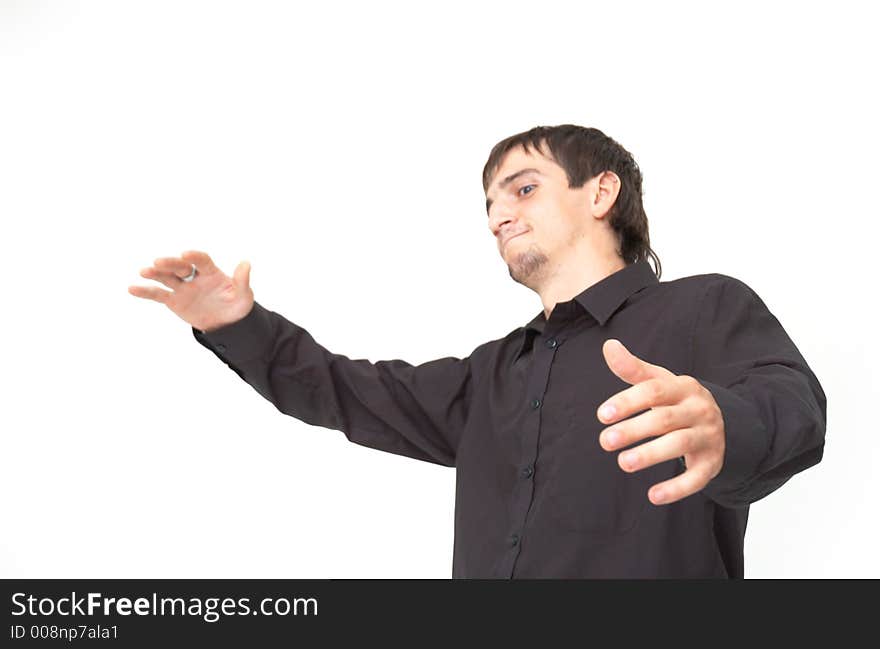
483, 125, 661, 289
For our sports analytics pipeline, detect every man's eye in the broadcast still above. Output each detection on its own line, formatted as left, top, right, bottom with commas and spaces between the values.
518, 184, 536, 196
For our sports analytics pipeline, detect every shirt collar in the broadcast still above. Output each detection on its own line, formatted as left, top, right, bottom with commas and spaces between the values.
513, 259, 659, 362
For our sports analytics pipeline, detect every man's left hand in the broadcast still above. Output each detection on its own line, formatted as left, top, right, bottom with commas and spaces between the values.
596, 338, 725, 506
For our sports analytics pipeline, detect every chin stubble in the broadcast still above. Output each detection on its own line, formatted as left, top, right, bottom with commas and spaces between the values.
507, 243, 549, 286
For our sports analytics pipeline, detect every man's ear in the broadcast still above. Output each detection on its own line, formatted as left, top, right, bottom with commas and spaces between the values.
591, 170, 621, 220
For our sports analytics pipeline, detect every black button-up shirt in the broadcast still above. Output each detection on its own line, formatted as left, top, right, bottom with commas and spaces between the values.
191, 260, 826, 578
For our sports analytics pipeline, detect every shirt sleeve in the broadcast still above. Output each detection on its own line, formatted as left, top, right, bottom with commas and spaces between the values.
691, 275, 827, 509
191, 301, 474, 468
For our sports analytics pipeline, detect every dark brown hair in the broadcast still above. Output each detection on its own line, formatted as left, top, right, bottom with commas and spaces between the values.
482, 124, 661, 278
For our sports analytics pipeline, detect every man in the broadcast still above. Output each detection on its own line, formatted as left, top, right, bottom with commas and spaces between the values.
128, 124, 827, 578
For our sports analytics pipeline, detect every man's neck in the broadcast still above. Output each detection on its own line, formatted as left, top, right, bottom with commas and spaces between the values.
540, 255, 627, 320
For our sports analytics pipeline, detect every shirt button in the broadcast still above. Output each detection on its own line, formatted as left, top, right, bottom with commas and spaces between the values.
545, 338, 558, 348
509, 534, 520, 547
216, 343, 227, 352
521, 466, 534, 479
530, 398, 541, 409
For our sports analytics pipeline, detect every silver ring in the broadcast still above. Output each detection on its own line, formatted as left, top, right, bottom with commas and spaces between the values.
180, 263, 198, 283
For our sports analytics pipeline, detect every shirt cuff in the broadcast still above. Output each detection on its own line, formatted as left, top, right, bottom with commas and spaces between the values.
696, 378, 771, 506
191, 301, 275, 364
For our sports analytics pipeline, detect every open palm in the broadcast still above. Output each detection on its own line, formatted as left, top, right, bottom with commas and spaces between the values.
128, 250, 255, 333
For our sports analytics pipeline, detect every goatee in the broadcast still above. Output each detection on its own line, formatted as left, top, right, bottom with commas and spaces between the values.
507, 244, 549, 288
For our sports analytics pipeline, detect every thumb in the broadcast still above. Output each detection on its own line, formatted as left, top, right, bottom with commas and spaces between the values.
602, 339, 640, 384
602, 338, 672, 385
233, 260, 251, 289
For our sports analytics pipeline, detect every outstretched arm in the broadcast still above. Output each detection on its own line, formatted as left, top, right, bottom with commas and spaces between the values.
193, 301, 474, 467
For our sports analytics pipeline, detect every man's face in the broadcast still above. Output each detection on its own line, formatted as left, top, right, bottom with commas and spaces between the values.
485, 145, 598, 288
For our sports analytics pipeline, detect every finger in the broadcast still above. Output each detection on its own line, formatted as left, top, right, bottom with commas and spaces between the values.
233, 260, 251, 289
153, 257, 196, 279
139, 267, 182, 290
599, 404, 693, 451
180, 250, 220, 275
128, 284, 173, 304
646, 463, 713, 506
602, 339, 675, 386
598, 374, 692, 425
616, 427, 694, 473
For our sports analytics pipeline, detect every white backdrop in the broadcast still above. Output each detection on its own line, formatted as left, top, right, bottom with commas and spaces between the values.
1, 0, 876, 578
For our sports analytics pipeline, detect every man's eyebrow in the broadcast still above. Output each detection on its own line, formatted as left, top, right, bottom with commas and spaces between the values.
486, 168, 544, 213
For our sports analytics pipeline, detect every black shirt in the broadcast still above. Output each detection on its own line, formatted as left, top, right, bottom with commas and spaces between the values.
191, 260, 826, 578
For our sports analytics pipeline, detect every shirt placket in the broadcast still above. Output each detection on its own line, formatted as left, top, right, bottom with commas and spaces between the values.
496, 317, 576, 579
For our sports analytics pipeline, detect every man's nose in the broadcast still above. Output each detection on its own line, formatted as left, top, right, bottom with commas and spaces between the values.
488, 203, 514, 235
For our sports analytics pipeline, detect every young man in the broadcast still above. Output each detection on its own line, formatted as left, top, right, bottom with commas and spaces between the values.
129, 124, 826, 578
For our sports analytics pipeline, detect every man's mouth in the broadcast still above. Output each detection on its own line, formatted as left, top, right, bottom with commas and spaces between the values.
502, 231, 527, 250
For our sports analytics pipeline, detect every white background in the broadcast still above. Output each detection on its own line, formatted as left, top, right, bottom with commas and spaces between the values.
1, 0, 876, 578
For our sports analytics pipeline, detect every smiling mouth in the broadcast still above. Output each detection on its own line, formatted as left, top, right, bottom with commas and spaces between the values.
502, 232, 527, 250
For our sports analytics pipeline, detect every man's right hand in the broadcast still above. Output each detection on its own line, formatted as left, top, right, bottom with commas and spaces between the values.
128, 250, 255, 333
